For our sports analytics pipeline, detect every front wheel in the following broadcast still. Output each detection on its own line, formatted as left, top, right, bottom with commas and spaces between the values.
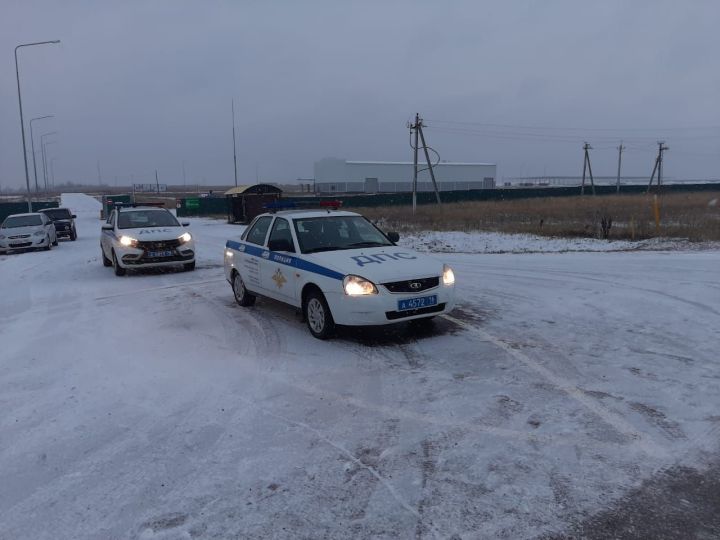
184, 261, 196, 271
304, 290, 335, 340
70, 229, 77, 241
101, 245, 112, 267
44, 236, 52, 251
112, 250, 126, 276
232, 272, 255, 306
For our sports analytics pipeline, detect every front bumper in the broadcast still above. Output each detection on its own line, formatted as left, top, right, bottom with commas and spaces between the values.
114, 242, 195, 268
325, 284, 456, 326
0, 236, 48, 250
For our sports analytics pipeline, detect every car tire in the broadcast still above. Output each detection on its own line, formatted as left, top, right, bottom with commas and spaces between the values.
70, 229, 77, 241
232, 272, 255, 307
52, 237, 58, 247
184, 261, 196, 271
304, 290, 335, 340
101, 245, 112, 267
44, 236, 52, 251
112, 250, 126, 276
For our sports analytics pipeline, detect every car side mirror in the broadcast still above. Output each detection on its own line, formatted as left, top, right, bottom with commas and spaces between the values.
101, 223, 113, 230
387, 231, 400, 243
72, 215, 77, 219
268, 238, 294, 252
181, 222, 190, 227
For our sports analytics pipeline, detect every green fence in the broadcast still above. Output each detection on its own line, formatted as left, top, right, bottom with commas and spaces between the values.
177, 197, 228, 217
0, 201, 59, 223
169, 183, 719, 218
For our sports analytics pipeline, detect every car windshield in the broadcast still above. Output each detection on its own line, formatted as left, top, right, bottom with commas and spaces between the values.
293, 215, 393, 254
2, 215, 43, 228
117, 210, 179, 229
41, 209, 72, 220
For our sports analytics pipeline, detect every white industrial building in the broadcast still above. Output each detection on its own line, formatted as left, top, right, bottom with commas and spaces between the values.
313, 158, 496, 194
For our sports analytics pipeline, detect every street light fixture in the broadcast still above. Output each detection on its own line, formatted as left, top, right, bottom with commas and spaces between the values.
30, 115, 54, 193
15, 39, 61, 211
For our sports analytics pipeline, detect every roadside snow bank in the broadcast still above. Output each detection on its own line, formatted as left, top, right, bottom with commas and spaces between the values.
398, 230, 720, 254
61, 193, 101, 213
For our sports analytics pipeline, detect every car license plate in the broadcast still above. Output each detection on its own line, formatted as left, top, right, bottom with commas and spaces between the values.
147, 250, 174, 258
398, 295, 437, 311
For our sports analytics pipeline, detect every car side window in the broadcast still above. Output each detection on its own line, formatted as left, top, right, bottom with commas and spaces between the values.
245, 216, 273, 245
268, 218, 295, 252
107, 210, 115, 225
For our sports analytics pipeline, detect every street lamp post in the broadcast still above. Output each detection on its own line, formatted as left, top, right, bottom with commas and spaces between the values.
41, 133, 57, 192
15, 40, 61, 211
50, 158, 58, 187
30, 115, 54, 194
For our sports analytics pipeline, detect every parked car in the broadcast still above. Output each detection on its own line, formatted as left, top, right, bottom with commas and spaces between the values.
0, 212, 58, 253
223, 204, 456, 339
100, 204, 195, 276
39, 207, 78, 241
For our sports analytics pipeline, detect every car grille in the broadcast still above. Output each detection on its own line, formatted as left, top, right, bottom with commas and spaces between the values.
9, 242, 33, 248
9, 234, 31, 239
385, 303, 445, 320
382, 276, 439, 294
137, 239, 182, 250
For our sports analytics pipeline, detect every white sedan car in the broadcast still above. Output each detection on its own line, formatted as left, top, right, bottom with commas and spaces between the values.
0, 212, 58, 253
100, 205, 195, 276
224, 207, 456, 338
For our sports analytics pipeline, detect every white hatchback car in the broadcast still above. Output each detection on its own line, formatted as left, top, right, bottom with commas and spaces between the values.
0, 212, 58, 253
101, 205, 195, 275
223, 206, 456, 338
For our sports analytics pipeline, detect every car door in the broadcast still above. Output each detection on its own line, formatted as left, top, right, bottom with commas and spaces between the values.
240, 215, 273, 293
261, 217, 298, 304
42, 214, 55, 242
101, 210, 116, 257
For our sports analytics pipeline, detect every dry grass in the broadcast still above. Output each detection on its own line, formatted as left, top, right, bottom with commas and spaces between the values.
357, 192, 720, 241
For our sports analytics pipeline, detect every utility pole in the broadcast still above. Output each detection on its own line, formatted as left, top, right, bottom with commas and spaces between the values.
30, 115, 54, 194
580, 142, 596, 196
409, 113, 442, 214
155, 169, 160, 194
231, 99, 238, 187
647, 141, 668, 193
182, 161, 187, 187
410, 114, 420, 214
616, 142, 625, 194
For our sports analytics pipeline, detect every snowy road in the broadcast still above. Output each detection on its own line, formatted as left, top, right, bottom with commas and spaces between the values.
1, 194, 719, 539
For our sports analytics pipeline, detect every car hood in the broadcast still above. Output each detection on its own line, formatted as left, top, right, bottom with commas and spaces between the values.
120, 227, 186, 242
305, 246, 444, 283
0, 225, 43, 237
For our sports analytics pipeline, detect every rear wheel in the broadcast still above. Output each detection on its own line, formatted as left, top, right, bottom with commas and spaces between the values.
112, 250, 126, 276
232, 272, 255, 306
304, 290, 335, 340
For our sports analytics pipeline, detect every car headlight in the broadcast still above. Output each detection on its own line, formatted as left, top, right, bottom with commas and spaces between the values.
343, 275, 378, 296
119, 235, 138, 247
179, 232, 192, 243
442, 264, 455, 285
34, 230, 45, 236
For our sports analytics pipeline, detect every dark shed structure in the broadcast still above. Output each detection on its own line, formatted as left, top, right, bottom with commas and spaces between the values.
225, 184, 282, 224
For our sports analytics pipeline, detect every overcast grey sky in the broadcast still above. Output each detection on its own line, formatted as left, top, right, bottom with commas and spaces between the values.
2, 0, 719, 189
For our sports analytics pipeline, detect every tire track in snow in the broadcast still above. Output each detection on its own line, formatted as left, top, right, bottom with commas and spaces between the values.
441, 313, 669, 459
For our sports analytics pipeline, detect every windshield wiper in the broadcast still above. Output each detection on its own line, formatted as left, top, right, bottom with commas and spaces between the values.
303, 246, 341, 254
343, 241, 389, 248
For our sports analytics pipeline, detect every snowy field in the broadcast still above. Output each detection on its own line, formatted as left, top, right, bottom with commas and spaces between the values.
1, 194, 719, 539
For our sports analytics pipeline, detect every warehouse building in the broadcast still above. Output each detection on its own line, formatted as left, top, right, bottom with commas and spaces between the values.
314, 158, 496, 194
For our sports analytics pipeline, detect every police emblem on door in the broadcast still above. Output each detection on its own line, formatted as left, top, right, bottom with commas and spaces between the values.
272, 268, 287, 288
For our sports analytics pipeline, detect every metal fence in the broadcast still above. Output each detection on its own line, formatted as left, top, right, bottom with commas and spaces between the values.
0, 201, 59, 223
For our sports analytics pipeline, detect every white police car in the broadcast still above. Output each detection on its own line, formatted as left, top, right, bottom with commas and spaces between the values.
223, 203, 456, 339
101, 204, 195, 276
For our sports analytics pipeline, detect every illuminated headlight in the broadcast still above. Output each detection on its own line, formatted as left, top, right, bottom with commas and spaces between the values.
442, 264, 455, 285
33, 230, 45, 236
179, 232, 192, 243
119, 235, 138, 247
225, 249, 233, 258
343, 275, 378, 296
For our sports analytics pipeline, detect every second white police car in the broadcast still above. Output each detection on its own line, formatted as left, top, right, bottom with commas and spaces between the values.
101, 204, 195, 276
224, 202, 456, 339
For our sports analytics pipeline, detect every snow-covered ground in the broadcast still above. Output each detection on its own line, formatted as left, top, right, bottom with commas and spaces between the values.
1, 194, 719, 539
